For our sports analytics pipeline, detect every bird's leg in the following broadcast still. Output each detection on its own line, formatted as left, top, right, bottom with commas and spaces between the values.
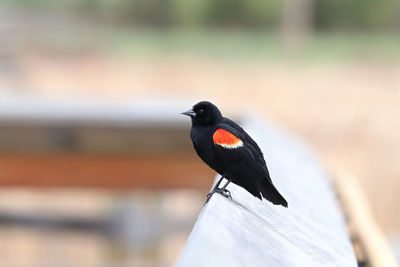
213, 176, 224, 189
205, 176, 224, 204
205, 177, 232, 204
220, 180, 231, 199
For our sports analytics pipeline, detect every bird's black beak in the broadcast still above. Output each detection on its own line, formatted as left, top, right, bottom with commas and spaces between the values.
181, 109, 196, 117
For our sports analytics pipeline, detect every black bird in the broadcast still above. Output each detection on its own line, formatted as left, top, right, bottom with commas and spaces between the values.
182, 101, 288, 207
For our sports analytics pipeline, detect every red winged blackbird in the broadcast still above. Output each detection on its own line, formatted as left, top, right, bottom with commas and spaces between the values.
182, 101, 288, 207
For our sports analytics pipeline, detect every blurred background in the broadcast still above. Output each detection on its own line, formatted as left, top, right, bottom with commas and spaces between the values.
0, 0, 400, 266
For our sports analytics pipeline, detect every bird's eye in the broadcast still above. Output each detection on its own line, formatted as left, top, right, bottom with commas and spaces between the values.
198, 109, 204, 114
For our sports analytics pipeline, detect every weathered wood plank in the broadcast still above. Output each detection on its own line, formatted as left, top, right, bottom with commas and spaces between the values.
176, 118, 357, 267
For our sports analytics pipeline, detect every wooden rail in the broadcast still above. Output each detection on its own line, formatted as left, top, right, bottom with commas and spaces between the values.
334, 170, 399, 267
176, 118, 358, 267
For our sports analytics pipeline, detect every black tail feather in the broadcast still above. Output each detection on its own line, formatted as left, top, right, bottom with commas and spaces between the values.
259, 183, 288, 208
240, 179, 288, 207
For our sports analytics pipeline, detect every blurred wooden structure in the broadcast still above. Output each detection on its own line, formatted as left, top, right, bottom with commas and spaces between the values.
0, 98, 214, 189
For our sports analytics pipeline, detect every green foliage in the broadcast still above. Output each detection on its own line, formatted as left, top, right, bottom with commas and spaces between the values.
94, 0, 174, 26
201, 0, 281, 28
315, 0, 400, 30
5, 0, 400, 30
170, 0, 206, 26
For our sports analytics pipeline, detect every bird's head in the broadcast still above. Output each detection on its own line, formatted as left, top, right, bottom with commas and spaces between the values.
182, 101, 223, 126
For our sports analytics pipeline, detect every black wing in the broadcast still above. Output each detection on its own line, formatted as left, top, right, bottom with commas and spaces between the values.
221, 118, 270, 181
212, 123, 288, 207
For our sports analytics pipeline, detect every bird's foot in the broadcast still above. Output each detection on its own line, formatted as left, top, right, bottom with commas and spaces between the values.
205, 188, 232, 205
221, 189, 232, 199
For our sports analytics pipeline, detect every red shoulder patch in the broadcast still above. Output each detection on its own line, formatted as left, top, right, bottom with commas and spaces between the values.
213, 128, 243, 149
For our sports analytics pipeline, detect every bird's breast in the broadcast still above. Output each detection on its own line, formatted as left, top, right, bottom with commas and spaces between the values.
190, 126, 225, 174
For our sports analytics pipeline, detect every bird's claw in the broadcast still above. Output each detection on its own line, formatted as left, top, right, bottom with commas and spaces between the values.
222, 189, 232, 199
204, 188, 232, 205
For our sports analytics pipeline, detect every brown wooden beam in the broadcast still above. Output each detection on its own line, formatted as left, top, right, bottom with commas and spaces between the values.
0, 154, 215, 190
